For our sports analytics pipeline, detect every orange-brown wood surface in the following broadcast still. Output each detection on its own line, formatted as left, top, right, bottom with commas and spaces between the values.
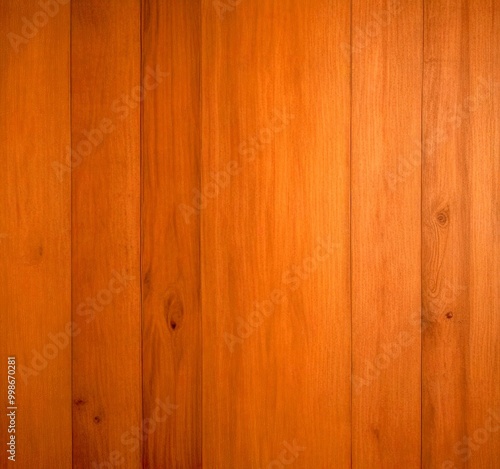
142, 0, 202, 467
0, 1, 71, 467
422, 1, 500, 467
351, 0, 422, 466
1, 1, 499, 468
201, 0, 351, 466
71, 0, 142, 467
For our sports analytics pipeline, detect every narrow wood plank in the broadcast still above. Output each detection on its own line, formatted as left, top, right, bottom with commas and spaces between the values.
71, 1, 142, 467
0, 2, 71, 467
422, 0, 500, 467
202, 0, 351, 466
351, 0, 422, 466
142, 0, 202, 467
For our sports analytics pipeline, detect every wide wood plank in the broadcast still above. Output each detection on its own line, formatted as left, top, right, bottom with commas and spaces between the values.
142, 0, 202, 467
351, 0, 422, 466
71, 1, 142, 466
0, 1, 71, 467
422, 0, 500, 467
201, 0, 351, 466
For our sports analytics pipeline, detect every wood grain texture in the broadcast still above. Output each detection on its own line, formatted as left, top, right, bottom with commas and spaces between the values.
201, 0, 351, 466
71, 1, 142, 467
142, 0, 202, 467
422, 0, 500, 467
351, 0, 422, 467
2, 1, 500, 467
0, 1, 71, 467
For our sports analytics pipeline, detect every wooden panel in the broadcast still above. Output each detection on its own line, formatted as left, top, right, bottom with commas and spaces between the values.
142, 0, 202, 467
0, 1, 71, 467
351, 0, 422, 467
2, 2, 500, 466
202, 0, 351, 466
71, 1, 142, 467
422, 0, 500, 467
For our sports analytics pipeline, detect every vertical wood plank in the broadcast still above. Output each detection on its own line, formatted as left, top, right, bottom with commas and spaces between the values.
71, 1, 142, 466
142, 0, 202, 467
351, 0, 422, 466
0, 1, 71, 467
422, 0, 500, 466
202, 0, 351, 466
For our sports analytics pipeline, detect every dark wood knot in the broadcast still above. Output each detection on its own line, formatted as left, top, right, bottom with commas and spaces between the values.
436, 209, 449, 226
164, 289, 184, 332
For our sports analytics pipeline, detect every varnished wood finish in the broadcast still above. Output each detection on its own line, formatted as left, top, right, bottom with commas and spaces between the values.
352, 0, 422, 466
0, 1, 71, 467
423, 0, 500, 467
201, 0, 351, 466
1, 1, 498, 467
71, 1, 142, 467
142, 0, 202, 467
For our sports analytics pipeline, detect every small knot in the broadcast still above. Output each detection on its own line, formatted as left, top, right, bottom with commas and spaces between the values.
22, 243, 45, 265
93, 416, 101, 424
164, 288, 184, 333
445, 311, 453, 319
436, 210, 449, 226
74, 399, 86, 406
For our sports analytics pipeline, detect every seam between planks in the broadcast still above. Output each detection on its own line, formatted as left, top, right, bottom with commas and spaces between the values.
349, 0, 353, 467
70, 0, 73, 466
140, 0, 145, 466
199, 0, 204, 465
420, 1, 425, 467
